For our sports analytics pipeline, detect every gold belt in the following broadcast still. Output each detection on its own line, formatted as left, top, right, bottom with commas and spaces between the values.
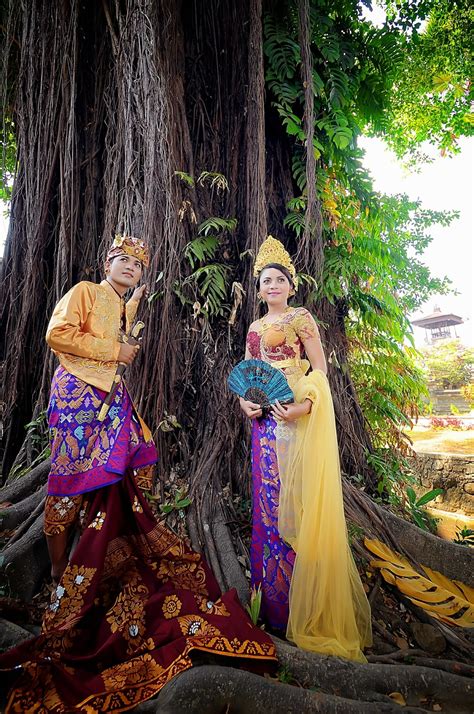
270, 358, 310, 372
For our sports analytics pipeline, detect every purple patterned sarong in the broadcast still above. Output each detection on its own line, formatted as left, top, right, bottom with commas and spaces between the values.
250, 415, 295, 630
47, 366, 157, 496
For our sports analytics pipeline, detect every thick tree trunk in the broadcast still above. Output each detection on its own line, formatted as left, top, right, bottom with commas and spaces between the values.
1, 2, 473, 709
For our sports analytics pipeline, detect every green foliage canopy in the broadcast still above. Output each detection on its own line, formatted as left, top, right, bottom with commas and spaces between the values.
420, 340, 474, 390
263, 0, 459, 449
380, 0, 474, 158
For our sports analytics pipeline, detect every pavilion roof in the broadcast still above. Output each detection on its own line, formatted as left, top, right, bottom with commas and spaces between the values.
411, 310, 464, 328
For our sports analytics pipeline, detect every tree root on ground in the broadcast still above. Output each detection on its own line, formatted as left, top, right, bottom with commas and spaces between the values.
273, 638, 473, 713
1, 514, 49, 600
344, 482, 474, 587
0, 459, 50, 506
136, 664, 425, 713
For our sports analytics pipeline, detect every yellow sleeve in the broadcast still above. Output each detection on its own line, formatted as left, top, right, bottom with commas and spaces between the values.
293, 308, 319, 343
125, 298, 139, 327
46, 283, 121, 361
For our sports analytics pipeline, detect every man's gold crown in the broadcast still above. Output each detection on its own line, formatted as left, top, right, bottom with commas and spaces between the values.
253, 235, 296, 284
107, 234, 150, 267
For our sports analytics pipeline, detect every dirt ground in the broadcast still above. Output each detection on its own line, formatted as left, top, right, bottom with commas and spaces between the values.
405, 426, 474, 456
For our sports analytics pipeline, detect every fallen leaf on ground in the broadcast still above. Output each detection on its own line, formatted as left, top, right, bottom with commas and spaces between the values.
389, 692, 406, 706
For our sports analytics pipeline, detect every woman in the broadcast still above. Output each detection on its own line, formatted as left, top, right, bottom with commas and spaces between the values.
239, 235, 372, 662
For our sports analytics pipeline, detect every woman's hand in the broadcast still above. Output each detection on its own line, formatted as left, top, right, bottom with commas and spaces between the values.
239, 397, 263, 420
271, 399, 312, 422
130, 284, 148, 302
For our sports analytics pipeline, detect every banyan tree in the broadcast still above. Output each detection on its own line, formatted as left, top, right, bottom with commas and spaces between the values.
1, 0, 473, 710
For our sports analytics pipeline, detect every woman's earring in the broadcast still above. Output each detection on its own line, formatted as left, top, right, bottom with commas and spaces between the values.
257, 292, 262, 300
289, 289, 295, 297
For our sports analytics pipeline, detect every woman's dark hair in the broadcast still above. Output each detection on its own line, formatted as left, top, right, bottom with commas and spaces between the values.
256, 263, 294, 289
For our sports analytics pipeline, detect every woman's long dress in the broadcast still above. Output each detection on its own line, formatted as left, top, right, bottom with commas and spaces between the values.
246, 307, 372, 661
246, 307, 317, 630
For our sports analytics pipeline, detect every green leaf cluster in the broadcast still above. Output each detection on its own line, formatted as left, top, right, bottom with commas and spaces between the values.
405, 486, 443, 532
419, 340, 474, 390
264, 0, 459, 451
380, 0, 474, 157
176, 171, 237, 319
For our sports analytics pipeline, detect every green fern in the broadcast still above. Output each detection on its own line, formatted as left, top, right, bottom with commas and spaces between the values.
174, 170, 195, 187
185, 264, 230, 317
184, 235, 219, 269
197, 216, 237, 236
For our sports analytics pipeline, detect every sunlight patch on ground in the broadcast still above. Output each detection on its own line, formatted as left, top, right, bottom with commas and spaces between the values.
404, 427, 474, 455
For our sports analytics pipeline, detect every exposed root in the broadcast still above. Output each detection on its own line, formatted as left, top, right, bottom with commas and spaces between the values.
143, 664, 424, 713
273, 638, 474, 713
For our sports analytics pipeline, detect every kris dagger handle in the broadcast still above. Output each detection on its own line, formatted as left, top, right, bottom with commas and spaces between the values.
97, 321, 145, 422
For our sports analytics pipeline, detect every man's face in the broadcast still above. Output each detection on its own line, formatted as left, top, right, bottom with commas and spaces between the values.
106, 254, 143, 290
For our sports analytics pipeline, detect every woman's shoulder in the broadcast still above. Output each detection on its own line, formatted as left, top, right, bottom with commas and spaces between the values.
287, 306, 313, 321
247, 318, 262, 333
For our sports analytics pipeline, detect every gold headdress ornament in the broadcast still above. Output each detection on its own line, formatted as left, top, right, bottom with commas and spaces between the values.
106, 234, 150, 268
253, 235, 297, 287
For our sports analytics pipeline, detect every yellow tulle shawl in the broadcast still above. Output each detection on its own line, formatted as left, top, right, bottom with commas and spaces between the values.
277, 370, 372, 662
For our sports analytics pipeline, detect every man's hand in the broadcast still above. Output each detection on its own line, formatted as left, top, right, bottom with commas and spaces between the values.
117, 342, 140, 365
130, 284, 148, 302
239, 397, 263, 420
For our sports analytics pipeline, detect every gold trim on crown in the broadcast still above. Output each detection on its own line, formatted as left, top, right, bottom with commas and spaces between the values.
253, 236, 296, 284
106, 234, 150, 267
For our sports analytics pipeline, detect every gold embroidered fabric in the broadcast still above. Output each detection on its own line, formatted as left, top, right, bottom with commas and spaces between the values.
46, 280, 139, 392
246, 307, 318, 390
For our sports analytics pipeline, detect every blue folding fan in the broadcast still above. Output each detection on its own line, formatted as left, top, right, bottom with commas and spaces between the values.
227, 359, 293, 408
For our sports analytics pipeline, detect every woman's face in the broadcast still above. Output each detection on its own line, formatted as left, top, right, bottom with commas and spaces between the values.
259, 267, 292, 307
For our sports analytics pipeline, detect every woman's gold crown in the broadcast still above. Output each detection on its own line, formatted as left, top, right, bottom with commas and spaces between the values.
253, 235, 296, 284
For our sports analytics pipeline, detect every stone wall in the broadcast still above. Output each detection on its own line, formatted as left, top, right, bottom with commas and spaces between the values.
429, 388, 471, 415
407, 452, 474, 516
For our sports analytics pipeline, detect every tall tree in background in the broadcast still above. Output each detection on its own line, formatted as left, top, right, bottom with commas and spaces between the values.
1, 1, 473, 707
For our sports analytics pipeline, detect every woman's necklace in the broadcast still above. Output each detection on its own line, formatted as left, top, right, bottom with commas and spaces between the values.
260, 306, 292, 329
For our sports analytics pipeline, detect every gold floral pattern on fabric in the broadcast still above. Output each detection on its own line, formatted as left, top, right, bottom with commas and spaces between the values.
101, 652, 164, 691
134, 520, 193, 560
177, 614, 222, 638
106, 566, 149, 654
162, 594, 182, 619
44, 494, 83, 535
195, 595, 231, 617
132, 495, 143, 513
7, 635, 277, 714
155, 557, 208, 595
43, 626, 77, 654
103, 536, 134, 579
89, 511, 106, 530
43, 565, 97, 631
84, 653, 192, 713
133, 463, 154, 491
246, 307, 318, 390
247, 308, 317, 360
46, 280, 139, 392
186, 635, 276, 659
8, 665, 62, 713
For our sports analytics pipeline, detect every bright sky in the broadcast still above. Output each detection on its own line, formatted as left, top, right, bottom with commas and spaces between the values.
360, 135, 474, 347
